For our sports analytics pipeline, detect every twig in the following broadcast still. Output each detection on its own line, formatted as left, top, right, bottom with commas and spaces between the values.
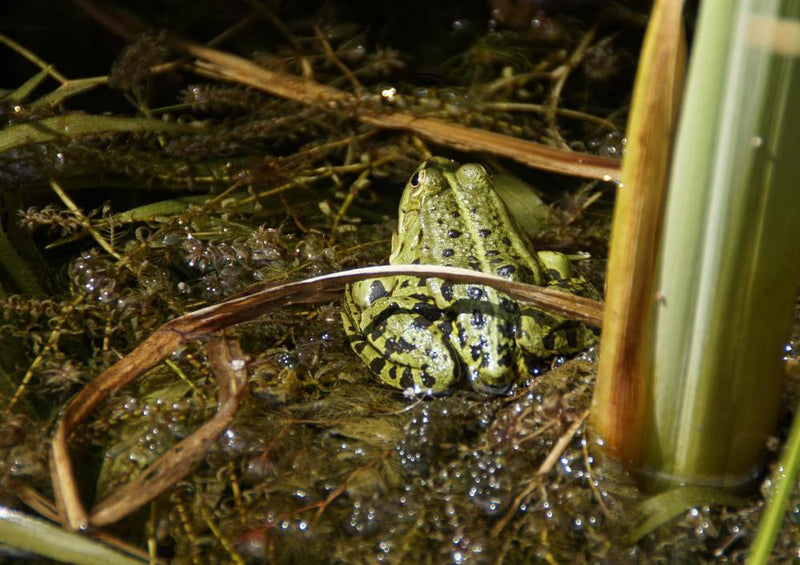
482, 101, 619, 132
545, 25, 599, 148
582, 429, 611, 516
49, 179, 122, 260
4, 296, 84, 414
201, 506, 246, 565
491, 408, 590, 537
314, 24, 363, 92
66, 1, 621, 180
0, 33, 68, 83
537, 409, 590, 475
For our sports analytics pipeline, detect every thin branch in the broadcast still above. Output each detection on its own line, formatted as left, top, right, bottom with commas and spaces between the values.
49, 179, 122, 261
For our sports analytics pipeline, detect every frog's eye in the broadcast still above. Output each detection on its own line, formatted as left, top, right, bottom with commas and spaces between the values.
456, 162, 492, 185
410, 169, 426, 188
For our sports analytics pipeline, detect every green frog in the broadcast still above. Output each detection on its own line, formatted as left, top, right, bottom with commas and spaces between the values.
342, 157, 598, 394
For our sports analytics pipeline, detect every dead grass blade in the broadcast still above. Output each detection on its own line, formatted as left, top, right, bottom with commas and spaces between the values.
89, 329, 247, 526
181, 41, 620, 182
591, 0, 686, 465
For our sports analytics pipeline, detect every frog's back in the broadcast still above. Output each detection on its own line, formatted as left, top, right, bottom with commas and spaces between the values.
407, 161, 544, 390
414, 162, 544, 287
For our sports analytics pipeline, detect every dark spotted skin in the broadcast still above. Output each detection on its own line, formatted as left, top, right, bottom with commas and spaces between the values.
342, 158, 598, 394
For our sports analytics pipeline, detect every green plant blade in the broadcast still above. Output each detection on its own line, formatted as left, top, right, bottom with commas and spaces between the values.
0, 114, 199, 154
0, 507, 147, 564
1, 66, 51, 104
29, 76, 108, 110
747, 386, 800, 564
624, 486, 745, 544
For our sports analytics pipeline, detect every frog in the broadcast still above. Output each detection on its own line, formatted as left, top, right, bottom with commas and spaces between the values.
341, 157, 599, 394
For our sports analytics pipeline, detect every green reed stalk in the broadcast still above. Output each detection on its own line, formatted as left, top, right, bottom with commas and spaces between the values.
593, 0, 800, 494
641, 0, 800, 489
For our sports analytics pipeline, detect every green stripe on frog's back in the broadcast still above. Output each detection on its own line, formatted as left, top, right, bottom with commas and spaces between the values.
419, 160, 544, 286
402, 159, 548, 388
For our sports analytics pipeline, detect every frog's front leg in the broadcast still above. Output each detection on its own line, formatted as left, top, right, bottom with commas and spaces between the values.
343, 295, 461, 393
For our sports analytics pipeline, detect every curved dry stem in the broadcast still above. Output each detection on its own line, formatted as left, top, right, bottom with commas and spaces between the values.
51, 264, 603, 530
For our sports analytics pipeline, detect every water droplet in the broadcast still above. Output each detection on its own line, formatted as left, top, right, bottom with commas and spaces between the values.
380, 87, 397, 102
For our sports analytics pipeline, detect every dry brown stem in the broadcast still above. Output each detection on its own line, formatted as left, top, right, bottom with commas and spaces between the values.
51, 264, 602, 529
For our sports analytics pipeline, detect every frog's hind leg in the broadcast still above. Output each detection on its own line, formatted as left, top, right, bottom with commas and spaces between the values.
520, 250, 599, 357
537, 250, 601, 300
517, 308, 597, 359
345, 298, 461, 394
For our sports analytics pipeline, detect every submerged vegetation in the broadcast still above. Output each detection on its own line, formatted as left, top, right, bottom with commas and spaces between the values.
0, 1, 798, 563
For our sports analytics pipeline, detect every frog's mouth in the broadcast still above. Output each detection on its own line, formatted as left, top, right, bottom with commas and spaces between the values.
465, 369, 513, 396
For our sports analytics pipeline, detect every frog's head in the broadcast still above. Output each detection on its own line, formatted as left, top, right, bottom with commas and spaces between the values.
398, 158, 493, 223
395, 158, 453, 248
399, 158, 454, 217
393, 158, 496, 261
